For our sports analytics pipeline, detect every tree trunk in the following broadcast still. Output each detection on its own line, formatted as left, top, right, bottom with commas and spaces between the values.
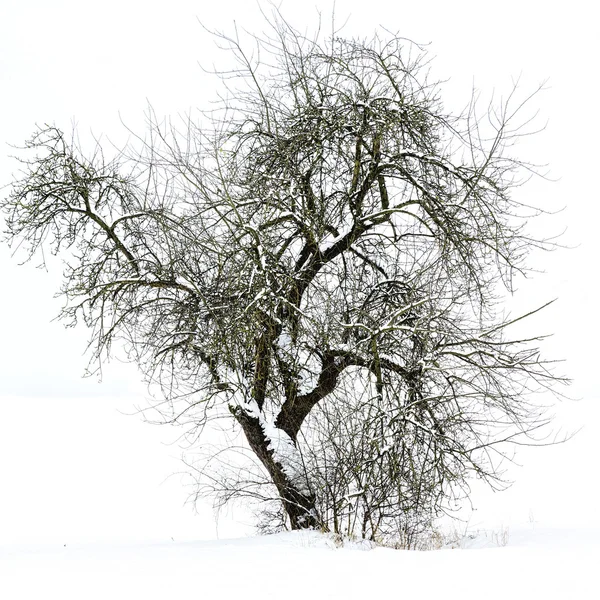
232, 406, 319, 530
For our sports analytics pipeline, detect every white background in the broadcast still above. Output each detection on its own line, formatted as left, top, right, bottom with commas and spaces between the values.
0, 0, 598, 543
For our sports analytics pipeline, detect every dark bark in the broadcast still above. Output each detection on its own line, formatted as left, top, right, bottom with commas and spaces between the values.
275, 350, 412, 440
231, 405, 319, 530
275, 353, 347, 440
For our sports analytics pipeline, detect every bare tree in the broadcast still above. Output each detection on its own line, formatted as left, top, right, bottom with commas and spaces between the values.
2, 14, 564, 535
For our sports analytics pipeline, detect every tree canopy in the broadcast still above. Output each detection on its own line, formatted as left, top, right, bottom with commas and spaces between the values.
2, 15, 564, 541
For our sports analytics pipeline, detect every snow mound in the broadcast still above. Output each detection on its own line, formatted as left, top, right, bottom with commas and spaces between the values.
1, 528, 597, 599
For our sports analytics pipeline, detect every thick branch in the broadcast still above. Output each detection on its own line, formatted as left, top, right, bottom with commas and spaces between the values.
276, 348, 413, 440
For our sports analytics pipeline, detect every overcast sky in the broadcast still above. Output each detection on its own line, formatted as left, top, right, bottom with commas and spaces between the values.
1, 0, 598, 543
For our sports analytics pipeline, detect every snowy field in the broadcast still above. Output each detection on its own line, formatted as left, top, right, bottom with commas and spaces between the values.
1, 527, 597, 599
0, 392, 598, 599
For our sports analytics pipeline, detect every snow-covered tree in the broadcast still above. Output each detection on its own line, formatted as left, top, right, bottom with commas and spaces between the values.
2, 15, 563, 535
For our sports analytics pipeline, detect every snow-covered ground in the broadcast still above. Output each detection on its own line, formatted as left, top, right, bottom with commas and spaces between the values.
1, 392, 598, 600
1, 527, 597, 599
1, 391, 597, 600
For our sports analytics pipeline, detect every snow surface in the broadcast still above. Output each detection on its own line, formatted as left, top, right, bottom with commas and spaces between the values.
1, 526, 597, 599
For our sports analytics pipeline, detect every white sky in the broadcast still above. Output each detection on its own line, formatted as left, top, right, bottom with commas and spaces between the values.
0, 0, 598, 542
